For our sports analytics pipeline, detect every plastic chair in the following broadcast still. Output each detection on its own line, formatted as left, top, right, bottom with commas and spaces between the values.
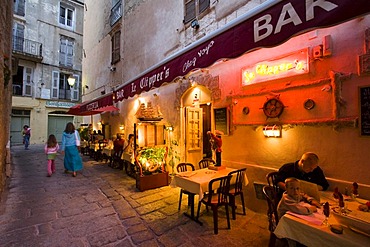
196, 175, 232, 234
176, 163, 195, 210
198, 158, 216, 169
228, 168, 247, 220
263, 185, 287, 247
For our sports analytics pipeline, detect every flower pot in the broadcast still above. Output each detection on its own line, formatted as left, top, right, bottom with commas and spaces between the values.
136, 171, 169, 191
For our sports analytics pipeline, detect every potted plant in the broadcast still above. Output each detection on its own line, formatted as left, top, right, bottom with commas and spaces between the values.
135, 146, 169, 191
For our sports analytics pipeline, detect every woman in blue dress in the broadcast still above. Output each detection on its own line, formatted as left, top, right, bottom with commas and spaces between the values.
61, 122, 83, 177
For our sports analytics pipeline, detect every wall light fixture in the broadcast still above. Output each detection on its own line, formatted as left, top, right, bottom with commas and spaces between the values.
263, 125, 281, 138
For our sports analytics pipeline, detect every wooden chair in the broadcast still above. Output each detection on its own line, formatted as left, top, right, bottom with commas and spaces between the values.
198, 158, 216, 169
176, 163, 195, 210
266, 171, 282, 200
263, 185, 288, 247
228, 168, 247, 220
111, 150, 124, 169
196, 175, 232, 234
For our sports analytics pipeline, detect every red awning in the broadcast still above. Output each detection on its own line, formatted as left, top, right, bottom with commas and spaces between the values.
68, 93, 118, 115
80, 93, 114, 113
113, 0, 370, 102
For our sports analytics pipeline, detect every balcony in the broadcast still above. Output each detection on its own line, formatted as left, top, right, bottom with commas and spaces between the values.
12, 36, 43, 62
110, 0, 122, 26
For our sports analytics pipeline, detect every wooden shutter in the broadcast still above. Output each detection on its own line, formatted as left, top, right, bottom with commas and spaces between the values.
60, 38, 66, 65
184, 0, 196, 24
23, 67, 32, 96
199, 0, 210, 14
71, 74, 79, 101
66, 40, 74, 67
51, 71, 60, 99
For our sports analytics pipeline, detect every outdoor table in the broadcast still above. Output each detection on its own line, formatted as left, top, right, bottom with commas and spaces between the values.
170, 167, 248, 224
274, 191, 370, 247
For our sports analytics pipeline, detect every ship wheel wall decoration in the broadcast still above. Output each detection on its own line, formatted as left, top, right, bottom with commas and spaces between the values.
262, 98, 285, 118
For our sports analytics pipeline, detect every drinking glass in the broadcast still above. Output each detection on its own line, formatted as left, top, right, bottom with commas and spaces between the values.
323, 202, 330, 226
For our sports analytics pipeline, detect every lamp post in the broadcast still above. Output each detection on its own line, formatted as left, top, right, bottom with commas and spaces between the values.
67, 75, 76, 87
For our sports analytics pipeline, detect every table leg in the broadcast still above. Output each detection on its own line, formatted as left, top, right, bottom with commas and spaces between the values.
183, 194, 202, 225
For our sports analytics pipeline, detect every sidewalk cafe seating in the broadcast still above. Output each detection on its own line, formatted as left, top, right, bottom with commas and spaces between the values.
228, 168, 247, 220
196, 175, 232, 234
198, 158, 216, 169
176, 163, 196, 210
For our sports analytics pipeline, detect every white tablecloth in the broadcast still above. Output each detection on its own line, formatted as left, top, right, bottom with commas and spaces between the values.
274, 192, 370, 247
170, 167, 248, 200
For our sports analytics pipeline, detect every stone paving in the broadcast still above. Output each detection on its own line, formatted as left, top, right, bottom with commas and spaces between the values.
0, 144, 270, 246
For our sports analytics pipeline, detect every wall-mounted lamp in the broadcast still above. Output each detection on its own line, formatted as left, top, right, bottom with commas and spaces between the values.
263, 125, 281, 138
97, 121, 102, 126
191, 19, 200, 29
165, 125, 174, 132
85, 85, 89, 89
119, 124, 125, 131
67, 75, 76, 87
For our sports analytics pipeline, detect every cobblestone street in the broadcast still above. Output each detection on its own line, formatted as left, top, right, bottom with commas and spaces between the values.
0, 144, 270, 246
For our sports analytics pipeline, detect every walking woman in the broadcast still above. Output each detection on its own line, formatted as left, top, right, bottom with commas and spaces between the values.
61, 122, 82, 177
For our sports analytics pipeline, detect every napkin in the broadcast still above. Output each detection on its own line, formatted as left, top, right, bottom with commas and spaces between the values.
178, 171, 196, 178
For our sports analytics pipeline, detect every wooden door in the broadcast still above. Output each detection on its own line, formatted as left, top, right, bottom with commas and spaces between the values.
185, 107, 203, 167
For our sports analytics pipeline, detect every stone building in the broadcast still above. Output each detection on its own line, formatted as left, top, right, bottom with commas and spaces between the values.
0, 0, 13, 194
82, 0, 370, 212
11, 0, 84, 145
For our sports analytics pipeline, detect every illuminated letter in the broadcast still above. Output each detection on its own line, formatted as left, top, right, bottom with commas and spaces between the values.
306, 0, 338, 21
254, 15, 273, 42
275, 3, 302, 34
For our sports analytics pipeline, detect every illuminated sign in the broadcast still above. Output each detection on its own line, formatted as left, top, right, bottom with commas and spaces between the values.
241, 49, 309, 86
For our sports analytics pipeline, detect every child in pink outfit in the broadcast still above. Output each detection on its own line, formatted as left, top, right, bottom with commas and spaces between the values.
44, 134, 59, 177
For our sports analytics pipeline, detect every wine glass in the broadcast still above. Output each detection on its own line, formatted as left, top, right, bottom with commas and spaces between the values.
323, 202, 330, 226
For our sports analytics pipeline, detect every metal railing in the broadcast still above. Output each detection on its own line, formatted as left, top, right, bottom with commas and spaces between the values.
12, 36, 43, 58
110, 0, 122, 26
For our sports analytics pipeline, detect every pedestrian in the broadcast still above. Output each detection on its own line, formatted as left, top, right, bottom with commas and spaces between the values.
60, 122, 83, 177
44, 134, 59, 177
22, 125, 31, 150
207, 130, 223, 166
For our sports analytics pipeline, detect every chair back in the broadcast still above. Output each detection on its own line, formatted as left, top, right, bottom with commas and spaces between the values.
176, 163, 195, 173
228, 168, 246, 194
206, 175, 232, 205
262, 185, 280, 232
198, 158, 216, 169
266, 171, 281, 195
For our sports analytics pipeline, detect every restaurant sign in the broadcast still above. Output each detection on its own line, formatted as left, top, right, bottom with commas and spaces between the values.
242, 49, 309, 86
114, 0, 370, 102
80, 93, 113, 113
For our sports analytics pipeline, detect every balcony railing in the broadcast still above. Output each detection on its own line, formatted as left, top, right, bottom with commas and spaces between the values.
12, 36, 43, 59
110, 0, 122, 26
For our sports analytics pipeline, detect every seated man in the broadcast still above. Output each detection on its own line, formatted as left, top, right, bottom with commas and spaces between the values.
277, 177, 321, 219
276, 152, 329, 192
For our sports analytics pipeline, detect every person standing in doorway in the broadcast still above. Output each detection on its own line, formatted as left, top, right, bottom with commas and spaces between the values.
61, 122, 83, 177
44, 134, 59, 177
22, 125, 31, 150
207, 130, 223, 166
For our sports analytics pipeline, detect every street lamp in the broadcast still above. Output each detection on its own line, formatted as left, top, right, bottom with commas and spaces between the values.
67, 75, 76, 87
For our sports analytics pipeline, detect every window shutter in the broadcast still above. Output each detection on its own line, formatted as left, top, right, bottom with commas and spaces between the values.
51, 71, 60, 99
60, 38, 67, 65
23, 67, 32, 96
184, 0, 196, 24
14, 0, 25, 16
199, 0, 210, 14
111, 31, 121, 64
13, 23, 25, 52
67, 40, 74, 67
71, 74, 79, 101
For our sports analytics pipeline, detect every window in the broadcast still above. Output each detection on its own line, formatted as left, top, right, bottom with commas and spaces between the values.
111, 31, 121, 64
184, 0, 210, 24
51, 72, 79, 101
14, 0, 25, 16
59, 36, 74, 67
12, 23, 25, 52
23, 67, 33, 97
59, 3, 74, 28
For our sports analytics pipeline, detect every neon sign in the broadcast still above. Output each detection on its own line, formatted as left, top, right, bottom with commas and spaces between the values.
242, 49, 309, 85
